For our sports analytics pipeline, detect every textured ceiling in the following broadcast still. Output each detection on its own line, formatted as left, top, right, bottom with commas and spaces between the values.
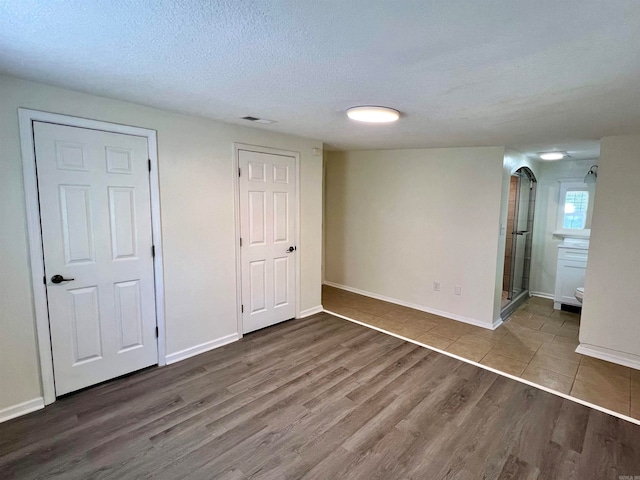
2, 1, 639, 159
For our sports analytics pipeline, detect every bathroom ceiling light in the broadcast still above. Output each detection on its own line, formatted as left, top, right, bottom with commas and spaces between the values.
347, 106, 400, 123
584, 165, 598, 184
539, 152, 565, 161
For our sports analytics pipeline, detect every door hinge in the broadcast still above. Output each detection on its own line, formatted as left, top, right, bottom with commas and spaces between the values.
155, 326, 159, 338
240, 237, 243, 247
238, 167, 241, 177
43, 275, 47, 285
152, 245, 156, 257
148, 159, 152, 172
241, 304, 244, 313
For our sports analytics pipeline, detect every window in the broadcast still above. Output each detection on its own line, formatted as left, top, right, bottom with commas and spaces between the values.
555, 180, 592, 237
563, 190, 589, 229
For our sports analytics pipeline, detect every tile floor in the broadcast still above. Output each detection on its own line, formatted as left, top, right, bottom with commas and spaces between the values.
323, 285, 640, 421
500, 290, 509, 308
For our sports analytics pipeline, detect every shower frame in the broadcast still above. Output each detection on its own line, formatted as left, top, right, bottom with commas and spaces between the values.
501, 167, 537, 318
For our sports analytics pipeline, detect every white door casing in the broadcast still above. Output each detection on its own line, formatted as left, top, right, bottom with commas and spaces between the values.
33, 121, 158, 396
238, 149, 297, 333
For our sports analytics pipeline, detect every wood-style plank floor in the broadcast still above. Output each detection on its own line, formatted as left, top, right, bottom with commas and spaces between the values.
1, 313, 640, 479
323, 285, 640, 418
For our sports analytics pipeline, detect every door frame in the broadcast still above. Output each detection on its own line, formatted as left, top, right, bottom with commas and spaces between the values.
233, 143, 301, 337
18, 108, 166, 405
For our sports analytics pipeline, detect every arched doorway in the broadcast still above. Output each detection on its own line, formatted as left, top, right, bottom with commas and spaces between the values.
501, 167, 537, 318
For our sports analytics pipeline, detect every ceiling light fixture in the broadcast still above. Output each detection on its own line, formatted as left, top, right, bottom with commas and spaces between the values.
346, 106, 400, 123
539, 152, 565, 161
241, 116, 276, 124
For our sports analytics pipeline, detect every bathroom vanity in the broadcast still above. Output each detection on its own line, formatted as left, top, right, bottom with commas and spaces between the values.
554, 238, 589, 309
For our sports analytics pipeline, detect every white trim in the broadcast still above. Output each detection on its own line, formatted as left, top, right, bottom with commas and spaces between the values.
232, 146, 243, 340
325, 310, 640, 426
552, 231, 591, 239
165, 334, 240, 365
18, 108, 166, 405
529, 291, 555, 300
554, 179, 592, 237
298, 305, 324, 318
147, 130, 167, 367
576, 343, 640, 371
233, 143, 302, 335
324, 281, 498, 330
0, 397, 45, 424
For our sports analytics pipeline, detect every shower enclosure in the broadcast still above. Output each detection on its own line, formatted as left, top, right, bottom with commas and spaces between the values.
501, 167, 537, 318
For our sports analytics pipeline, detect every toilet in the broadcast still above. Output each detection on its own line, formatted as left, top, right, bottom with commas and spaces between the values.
575, 287, 584, 303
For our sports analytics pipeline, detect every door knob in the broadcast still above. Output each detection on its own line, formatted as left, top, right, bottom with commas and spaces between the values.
51, 275, 75, 284
286, 246, 297, 253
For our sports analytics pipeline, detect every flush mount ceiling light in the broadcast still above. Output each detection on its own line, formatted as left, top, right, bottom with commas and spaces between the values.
241, 116, 277, 124
346, 106, 400, 123
539, 152, 566, 161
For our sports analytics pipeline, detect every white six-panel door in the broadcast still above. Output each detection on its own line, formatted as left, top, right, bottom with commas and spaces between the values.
34, 122, 158, 395
239, 149, 297, 333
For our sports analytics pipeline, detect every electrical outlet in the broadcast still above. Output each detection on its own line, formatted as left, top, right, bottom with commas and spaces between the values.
455, 285, 462, 296
433, 281, 440, 292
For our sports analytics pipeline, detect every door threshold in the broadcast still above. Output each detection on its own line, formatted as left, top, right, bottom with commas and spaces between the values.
501, 290, 529, 319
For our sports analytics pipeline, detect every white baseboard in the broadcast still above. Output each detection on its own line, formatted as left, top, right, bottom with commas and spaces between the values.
530, 291, 554, 300
323, 281, 497, 330
298, 305, 324, 318
576, 343, 640, 371
166, 333, 240, 365
0, 397, 44, 423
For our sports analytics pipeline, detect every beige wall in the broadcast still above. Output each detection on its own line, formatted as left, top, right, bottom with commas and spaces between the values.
529, 158, 598, 296
580, 134, 640, 363
325, 147, 505, 327
0, 75, 323, 411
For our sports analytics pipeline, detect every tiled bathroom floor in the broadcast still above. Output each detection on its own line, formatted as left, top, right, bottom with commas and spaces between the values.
500, 290, 509, 308
322, 285, 640, 421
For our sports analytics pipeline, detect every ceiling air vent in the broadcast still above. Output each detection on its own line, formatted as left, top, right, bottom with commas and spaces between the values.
241, 116, 276, 124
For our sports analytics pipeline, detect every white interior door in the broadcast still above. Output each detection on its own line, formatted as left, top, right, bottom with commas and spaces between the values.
239, 149, 297, 333
34, 122, 158, 396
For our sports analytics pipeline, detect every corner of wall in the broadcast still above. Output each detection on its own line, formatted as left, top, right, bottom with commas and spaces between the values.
493, 150, 540, 320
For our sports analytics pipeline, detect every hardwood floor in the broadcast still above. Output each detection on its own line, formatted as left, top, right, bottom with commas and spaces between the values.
323, 285, 640, 419
1, 313, 640, 479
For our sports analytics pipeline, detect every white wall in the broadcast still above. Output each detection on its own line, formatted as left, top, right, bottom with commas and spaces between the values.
579, 134, 640, 367
529, 158, 598, 297
0, 75, 323, 413
324, 147, 505, 328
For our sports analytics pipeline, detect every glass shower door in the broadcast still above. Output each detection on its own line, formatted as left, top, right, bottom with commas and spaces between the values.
510, 173, 532, 299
